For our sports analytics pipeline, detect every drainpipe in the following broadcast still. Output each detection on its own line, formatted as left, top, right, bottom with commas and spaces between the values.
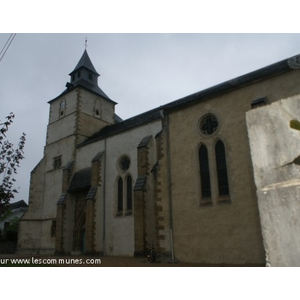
102, 138, 107, 255
165, 112, 175, 262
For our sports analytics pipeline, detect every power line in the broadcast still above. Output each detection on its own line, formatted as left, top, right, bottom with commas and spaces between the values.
0, 33, 17, 64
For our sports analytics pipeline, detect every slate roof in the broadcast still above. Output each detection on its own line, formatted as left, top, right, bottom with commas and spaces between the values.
162, 55, 296, 112
79, 107, 162, 147
86, 187, 97, 199
57, 193, 66, 205
8, 200, 28, 210
133, 175, 147, 191
78, 54, 300, 147
137, 135, 152, 148
49, 50, 115, 104
68, 168, 92, 192
70, 50, 99, 76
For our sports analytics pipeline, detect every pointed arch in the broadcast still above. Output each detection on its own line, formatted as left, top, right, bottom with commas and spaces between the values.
126, 175, 133, 211
199, 144, 211, 199
117, 177, 123, 213
94, 98, 101, 117
59, 99, 66, 117
215, 140, 230, 196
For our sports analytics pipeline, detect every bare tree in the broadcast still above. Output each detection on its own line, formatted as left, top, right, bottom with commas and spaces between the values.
0, 113, 26, 214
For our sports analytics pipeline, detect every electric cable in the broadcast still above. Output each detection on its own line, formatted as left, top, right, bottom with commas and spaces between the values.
0, 33, 17, 64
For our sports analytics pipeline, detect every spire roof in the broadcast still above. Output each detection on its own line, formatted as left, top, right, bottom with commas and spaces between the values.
49, 49, 115, 104
69, 49, 100, 76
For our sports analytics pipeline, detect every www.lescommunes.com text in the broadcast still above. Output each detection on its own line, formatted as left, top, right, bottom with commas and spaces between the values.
0, 257, 101, 265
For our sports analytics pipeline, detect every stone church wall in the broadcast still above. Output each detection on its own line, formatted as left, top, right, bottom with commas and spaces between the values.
167, 69, 300, 265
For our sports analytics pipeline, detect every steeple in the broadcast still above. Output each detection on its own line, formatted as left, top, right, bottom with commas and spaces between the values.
66, 50, 112, 102
70, 49, 100, 81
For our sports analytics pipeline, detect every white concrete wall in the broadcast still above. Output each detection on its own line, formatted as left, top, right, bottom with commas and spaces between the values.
246, 95, 300, 266
104, 120, 161, 256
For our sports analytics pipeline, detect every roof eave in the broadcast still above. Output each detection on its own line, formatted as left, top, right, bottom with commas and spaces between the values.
48, 84, 117, 105
162, 56, 293, 112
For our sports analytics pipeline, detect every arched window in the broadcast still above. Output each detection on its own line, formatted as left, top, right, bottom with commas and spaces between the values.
215, 140, 229, 196
117, 177, 123, 213
126, 175, 133, 211
59, 99, 66, 117
94, 99, 101, 117
199, 144, 211, 199
116, 156, 133, 216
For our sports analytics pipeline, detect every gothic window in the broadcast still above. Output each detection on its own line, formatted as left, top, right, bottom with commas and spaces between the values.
200, 114, 218, 135
197, 113, 230, 205
116, 156, 133, 216
199, 144, 212, 200
117, 177, 123, 213
215, 140, 230, 197
126, 175, 133, 211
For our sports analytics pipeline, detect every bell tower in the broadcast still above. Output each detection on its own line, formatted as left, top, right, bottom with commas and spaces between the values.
46, 49, 117, 147
18, 48, 118, 255
43, 48, 118, 179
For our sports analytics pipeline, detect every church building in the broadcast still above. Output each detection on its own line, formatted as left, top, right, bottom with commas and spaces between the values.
17, 49, 300, 265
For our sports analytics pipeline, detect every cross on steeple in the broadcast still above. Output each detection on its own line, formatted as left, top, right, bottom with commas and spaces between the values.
85, 37, 88, 50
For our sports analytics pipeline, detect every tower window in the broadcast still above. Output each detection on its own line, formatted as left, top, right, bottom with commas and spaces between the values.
59, 99, 66, 117
94, 99, 101, 117
88, 72, 93, 81
77, 71, 81, 79
53, 156, 62, 170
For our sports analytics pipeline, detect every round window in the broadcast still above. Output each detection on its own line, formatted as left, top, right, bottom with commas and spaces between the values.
200, 114, 219, 135
119, 156, 130, 171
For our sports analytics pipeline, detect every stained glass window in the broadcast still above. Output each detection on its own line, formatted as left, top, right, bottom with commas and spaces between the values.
215, 140, 229, 196
120, 156, 130, 172
200, 114, 218, 135
127, 175, 132, 211
199, 145, 211, 199
118, 177, 123, 212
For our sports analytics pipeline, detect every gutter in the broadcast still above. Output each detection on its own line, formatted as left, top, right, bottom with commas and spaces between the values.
102, 138, 107, 255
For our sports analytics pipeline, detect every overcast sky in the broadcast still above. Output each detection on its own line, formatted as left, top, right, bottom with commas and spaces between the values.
1, 33, 300, 202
